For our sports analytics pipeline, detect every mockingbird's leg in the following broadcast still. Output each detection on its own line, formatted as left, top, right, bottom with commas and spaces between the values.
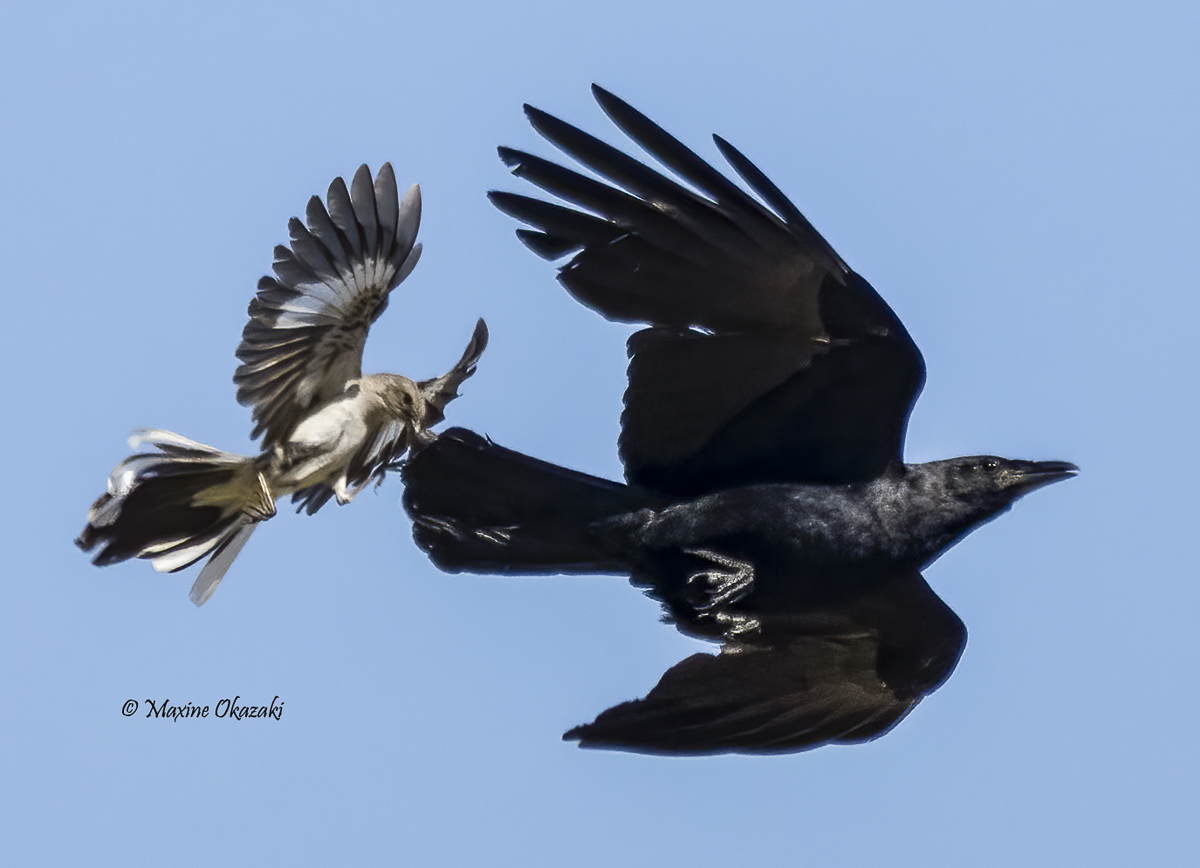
334, 476, 356, 505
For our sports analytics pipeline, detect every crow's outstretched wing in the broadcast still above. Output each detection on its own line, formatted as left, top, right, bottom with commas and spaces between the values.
492, 86, 925, 494
566, 571, 965, 755
234, 164, 423, 448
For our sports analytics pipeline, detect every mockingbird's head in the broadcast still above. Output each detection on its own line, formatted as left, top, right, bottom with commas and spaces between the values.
372, 374, 428, 427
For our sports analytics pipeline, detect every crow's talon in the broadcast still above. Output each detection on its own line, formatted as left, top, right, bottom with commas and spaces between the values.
683, 548, 755, 611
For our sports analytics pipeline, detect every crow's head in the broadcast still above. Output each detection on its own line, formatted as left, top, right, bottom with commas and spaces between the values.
943, 456, 1078, 510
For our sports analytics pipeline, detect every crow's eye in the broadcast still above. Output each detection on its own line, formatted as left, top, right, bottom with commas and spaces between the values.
981, 459, 999, 472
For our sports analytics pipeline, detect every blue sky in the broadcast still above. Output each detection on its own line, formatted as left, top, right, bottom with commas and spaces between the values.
3, 0, 1198, 865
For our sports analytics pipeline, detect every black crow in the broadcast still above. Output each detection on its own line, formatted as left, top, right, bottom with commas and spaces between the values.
78, 165, 487, 605
402, 86, 1075, 755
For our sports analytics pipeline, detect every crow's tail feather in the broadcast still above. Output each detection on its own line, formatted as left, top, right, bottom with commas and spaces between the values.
402, 427, 647, 574
77, 429, 275, 605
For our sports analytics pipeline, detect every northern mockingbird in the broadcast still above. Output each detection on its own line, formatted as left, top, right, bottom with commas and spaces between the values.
401, 86, 1075, 755
79, 163, 487, 605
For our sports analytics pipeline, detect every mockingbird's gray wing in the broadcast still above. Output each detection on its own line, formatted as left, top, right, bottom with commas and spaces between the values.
491, 86, 925, 495
565, 570, 966, 755
234, 163, 423, 449
417, 318, 489, 429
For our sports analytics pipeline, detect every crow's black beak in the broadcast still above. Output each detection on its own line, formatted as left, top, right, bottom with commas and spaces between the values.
1003, 460, 1079, 495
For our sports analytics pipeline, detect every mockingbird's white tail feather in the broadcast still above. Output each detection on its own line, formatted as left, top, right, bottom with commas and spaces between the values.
76, 430, 275, 605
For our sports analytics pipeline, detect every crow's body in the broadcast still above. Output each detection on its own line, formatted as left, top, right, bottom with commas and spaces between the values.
403, 87, 1075, 755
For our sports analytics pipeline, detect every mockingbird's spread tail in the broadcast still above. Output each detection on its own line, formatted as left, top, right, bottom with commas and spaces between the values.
78, 164, 488, 605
